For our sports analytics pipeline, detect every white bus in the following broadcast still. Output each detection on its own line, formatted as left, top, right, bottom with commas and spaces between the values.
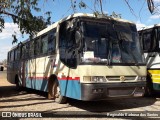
139, 25, 160, 96
7, 13, 146, 103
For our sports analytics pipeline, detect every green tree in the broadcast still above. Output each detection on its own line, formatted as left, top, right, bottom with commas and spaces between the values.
0, 0, 51, 43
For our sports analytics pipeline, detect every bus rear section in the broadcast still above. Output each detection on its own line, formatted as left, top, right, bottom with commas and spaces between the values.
139, 25, 160, 96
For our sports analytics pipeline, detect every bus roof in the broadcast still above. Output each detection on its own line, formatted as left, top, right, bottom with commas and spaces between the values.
37, 13, 134, 37
138, 24, 160, 31
9, 13, 135, 51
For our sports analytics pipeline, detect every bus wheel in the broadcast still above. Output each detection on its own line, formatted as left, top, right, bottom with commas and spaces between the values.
15, 75, 22, 91
0, 66, 3, 71
48, 77, 67, 104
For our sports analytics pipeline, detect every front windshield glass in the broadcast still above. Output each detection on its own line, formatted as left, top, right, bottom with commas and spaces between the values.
116, 23, 143, 63
82, 20, 143, 64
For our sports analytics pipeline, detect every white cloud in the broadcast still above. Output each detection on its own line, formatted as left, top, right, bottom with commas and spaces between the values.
0, 45, 12, 61
150, 14, 160, 19
0, 23, 21, 40
154, 0, 160, 3
136, 21, 146, 30
0, 22, 23, 62
0, 46, 12, 53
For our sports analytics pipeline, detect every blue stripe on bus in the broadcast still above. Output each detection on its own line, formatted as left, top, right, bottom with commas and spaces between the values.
26, 78, 48, 92
25, 78, 81, 100
58, 79, 81, 100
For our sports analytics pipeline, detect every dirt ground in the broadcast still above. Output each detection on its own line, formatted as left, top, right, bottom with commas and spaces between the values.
0, 71, 160, 120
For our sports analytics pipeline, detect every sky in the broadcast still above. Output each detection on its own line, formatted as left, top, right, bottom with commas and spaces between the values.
0, 0, 160, 62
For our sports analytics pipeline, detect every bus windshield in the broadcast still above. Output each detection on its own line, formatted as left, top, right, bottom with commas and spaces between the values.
82, 20, 143, 64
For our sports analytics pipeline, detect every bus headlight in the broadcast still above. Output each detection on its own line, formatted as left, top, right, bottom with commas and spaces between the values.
91, 76, 106, 82
83, 76, 107, 82
138, 76, 146, 81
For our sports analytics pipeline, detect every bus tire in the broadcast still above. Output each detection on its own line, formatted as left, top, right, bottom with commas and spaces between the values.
48, 75, 67, 104
15, 75, 22, 91
0, 66, 3, 71
144, 74, 155, 97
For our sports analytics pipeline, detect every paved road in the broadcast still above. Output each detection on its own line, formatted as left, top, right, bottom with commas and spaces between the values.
0, 71, 160, 120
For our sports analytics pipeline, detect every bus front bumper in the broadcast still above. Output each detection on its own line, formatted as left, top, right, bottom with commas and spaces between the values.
81, 82, 146, 101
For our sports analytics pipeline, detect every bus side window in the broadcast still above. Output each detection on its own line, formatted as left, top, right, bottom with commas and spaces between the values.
27, 43, 30, 58
29, 41, 34, 58
142, 31, 152, 51
21, 44, 29, 59
41, 35, 48, 54
14, 49, 17, 61
21, 46, 25, 59
59, 21, 78, 68
11, 50, 14, 61
48, 30, 56, 54
158, 29, 160, 49
14, 47, 21, 61
35, 38, 41, 56
14, 48, 18, 60
17, 47, 21, 60
59, 24, 67, 64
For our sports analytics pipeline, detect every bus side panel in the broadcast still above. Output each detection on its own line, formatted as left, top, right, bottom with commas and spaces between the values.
35, 57, 51, 92
26, 77, 48, 91
7, 62, 15, 84
35, 57, 46, 91
24, 60, 28, 87
36, 78, 48, 92
26, 59, 36, 89
153, 83, 160, 90
145, 53, 160, 91
58, 78, 81, 100
25, 57, 50, 92
148, 69, 160, 91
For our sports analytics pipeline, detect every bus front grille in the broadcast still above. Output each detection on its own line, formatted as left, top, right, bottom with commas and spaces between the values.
106, 76, 137, 82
